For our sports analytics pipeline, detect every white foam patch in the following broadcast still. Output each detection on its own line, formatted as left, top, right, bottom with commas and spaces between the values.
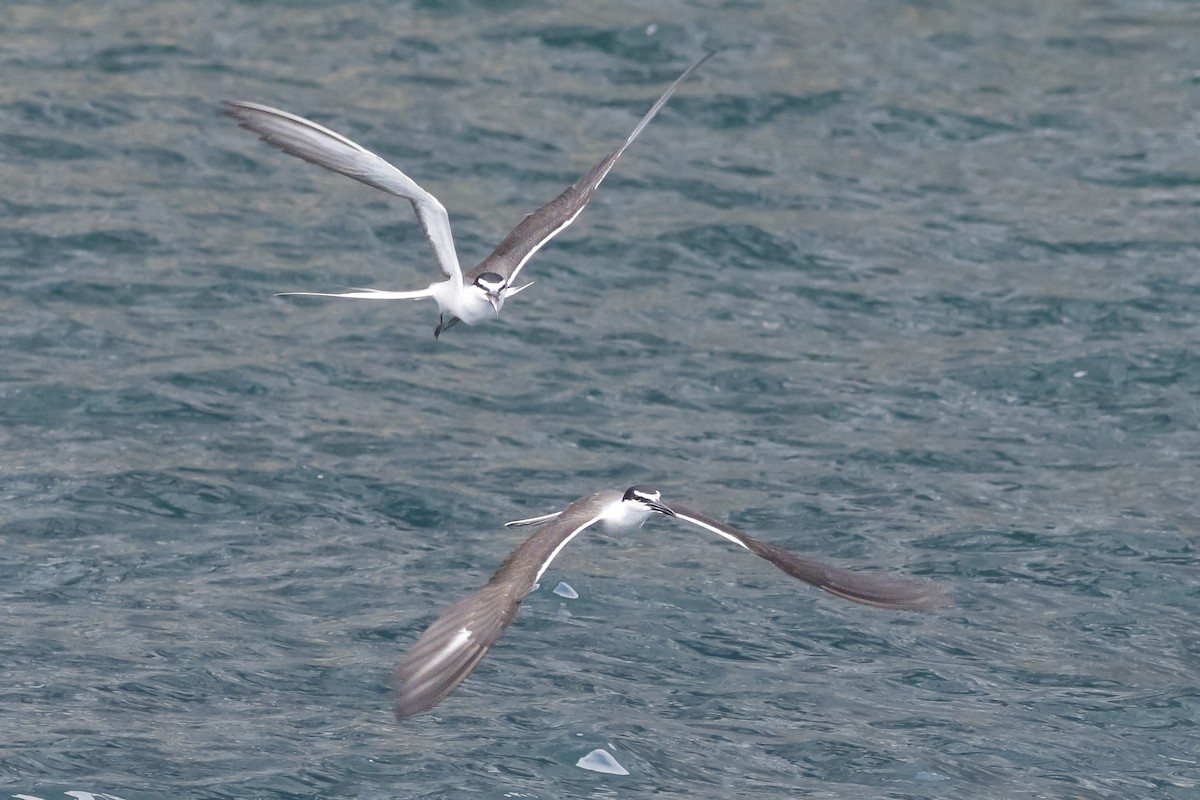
553, 581, 578, 599
915, 771, 950, 782
576, 748, 629, 776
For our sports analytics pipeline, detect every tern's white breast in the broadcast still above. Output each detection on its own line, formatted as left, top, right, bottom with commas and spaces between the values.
596, 497, 655, 535
431, 280, 500, 325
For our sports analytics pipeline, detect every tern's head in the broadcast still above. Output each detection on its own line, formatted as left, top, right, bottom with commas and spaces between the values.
597, 485, 674, 534
473, 271, 507, 314
622, 485, 676, 518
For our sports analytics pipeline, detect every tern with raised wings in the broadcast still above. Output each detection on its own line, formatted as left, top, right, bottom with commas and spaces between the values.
223, 54, 712, 338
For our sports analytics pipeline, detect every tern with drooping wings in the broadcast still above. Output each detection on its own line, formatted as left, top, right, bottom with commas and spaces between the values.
394, 485, 948, 719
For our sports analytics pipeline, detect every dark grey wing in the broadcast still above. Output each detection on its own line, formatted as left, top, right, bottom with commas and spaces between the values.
468, 52, 714, 285
668, 505, 949, 611
222, 101, 464, 284
394, 583, 521, 720
395, 501, 607, 719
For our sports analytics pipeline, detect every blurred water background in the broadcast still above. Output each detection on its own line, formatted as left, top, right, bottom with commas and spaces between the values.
2, 1, 1198, 798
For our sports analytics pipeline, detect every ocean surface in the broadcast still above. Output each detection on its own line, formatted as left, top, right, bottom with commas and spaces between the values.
3, 2, 1198, 798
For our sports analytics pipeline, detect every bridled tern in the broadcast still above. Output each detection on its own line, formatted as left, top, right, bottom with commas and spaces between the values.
394, 485, 948, 719
222, 53, 713, 338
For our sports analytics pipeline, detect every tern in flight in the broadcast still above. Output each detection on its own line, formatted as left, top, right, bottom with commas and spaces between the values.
223, 53, 713, 338
394, 486, 948, 719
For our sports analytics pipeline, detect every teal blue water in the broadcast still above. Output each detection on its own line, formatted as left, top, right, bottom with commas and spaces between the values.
3, 2, 1198, 798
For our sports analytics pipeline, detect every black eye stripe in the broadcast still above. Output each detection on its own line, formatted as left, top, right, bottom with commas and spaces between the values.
473, 271, 506, 291
623, 485, 661, 503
